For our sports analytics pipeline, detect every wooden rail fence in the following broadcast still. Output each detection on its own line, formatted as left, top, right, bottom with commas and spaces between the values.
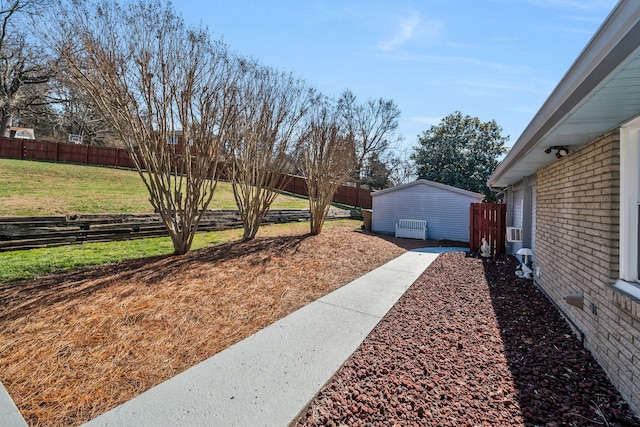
0, 209, 355, 252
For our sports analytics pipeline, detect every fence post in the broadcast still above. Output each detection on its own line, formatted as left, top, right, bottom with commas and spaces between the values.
469, 204, 476, 251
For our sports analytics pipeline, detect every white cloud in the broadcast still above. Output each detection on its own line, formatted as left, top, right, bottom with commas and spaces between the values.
378, 11, 442, 51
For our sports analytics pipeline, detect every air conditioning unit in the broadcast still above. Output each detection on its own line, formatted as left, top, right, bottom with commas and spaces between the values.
506, 227, 523, 242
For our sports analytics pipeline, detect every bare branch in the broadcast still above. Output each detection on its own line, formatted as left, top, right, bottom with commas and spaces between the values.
338, 89, 402, 182
49, 0, 237, 254
300, 94, 355, 235
0, 1, 56, 135
225, 61, 312, 240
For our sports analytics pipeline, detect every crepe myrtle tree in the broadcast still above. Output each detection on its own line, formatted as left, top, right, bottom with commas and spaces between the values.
50, 0, 238, 254
224, 59, 313, 241
299, 94, 356, 235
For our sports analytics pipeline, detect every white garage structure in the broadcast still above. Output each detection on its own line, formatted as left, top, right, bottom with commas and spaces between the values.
371, 179, 484, 242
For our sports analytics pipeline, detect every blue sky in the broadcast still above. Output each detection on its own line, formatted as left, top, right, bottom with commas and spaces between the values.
179, 0, 617, 154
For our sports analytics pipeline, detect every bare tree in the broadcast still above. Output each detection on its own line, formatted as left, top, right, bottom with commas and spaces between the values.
0, 0, 56, 136
300, 95, 355, 235
51, 85, 120, 146
338, 89, 402, 184
50, 0, 238, 254
225, 60, 311, 241
387, 149, 416, 186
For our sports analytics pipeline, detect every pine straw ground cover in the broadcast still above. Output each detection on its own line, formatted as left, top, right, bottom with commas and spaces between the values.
0, 221, 441, 426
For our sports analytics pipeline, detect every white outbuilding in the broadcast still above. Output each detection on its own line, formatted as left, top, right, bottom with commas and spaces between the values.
371, 179, 485, 242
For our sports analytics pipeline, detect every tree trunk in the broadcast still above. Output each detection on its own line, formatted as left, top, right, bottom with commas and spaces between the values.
171, 240, 191, 255
1, 113, 13, 137
169, 230, 192, 255
309, 208, 326, 235
242, 224, 258, 241
241, 208, 268, 241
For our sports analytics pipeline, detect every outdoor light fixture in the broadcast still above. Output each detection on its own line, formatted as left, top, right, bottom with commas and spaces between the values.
545, 146, 569, 158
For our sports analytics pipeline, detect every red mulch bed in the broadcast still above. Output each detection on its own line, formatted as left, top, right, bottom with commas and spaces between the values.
295, 252, 640, 426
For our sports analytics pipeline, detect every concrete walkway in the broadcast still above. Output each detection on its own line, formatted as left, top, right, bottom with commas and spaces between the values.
0, 248, 455, 426
82, 250, 441, 426
0, 382, 27, 427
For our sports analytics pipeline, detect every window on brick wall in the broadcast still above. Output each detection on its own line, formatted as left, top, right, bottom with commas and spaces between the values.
618, 117, 640, 298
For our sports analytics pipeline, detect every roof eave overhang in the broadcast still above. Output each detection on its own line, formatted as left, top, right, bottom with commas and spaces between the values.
488, 0, 640, 189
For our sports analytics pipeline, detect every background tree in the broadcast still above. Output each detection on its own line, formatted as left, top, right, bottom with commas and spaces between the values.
338, 89, 402, 185
361, 152, 391, 190
299, 95, 355, 235
9, 86, 58, 138
411, 111, 508, 201
386, 150, 416, 186
51, 86, 120, 146
225, 60, 311, 241
51, 0, 238, 255
0, 0, 56, 136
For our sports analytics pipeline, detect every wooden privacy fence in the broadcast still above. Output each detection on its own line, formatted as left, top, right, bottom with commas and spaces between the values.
0, 137, 136, 168
278, 175, 372, 209
0, 137, 373, 208
469, 203, 506, 255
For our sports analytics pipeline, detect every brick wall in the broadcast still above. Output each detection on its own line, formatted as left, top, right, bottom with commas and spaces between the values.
536, 130, 640, 414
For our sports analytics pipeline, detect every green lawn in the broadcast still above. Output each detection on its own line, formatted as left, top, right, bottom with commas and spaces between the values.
0, 220, 361, 284
0, 227, 241, 283
0, 158, 359, 284
0, 158, 309, 216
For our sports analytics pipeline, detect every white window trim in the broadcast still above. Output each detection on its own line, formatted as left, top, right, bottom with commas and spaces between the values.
619, 116, 640, 283
612, 279, 640, 301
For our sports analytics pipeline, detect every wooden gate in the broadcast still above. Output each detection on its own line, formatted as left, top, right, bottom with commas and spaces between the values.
469, 203, 506, 255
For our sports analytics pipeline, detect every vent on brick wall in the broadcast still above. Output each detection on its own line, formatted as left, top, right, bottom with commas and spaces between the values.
506, 227, 523, 242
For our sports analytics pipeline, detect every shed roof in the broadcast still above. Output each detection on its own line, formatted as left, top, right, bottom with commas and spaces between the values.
488, 0, 640, 189
371, 179, 484, 200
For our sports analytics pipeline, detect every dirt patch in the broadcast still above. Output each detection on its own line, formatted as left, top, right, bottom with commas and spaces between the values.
295, 252, 639, 426
0, 223, 445, 426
